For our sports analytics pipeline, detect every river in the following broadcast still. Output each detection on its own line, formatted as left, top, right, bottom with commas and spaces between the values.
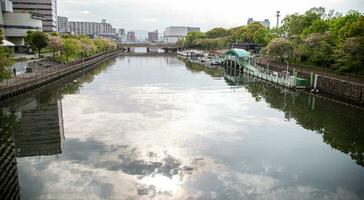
0, 54, 363, 200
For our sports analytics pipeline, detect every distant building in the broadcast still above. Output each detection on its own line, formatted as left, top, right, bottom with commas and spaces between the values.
57, 16, 68, 33
11, 0, 58, 32
127, 31, 136, 42
1, 0, 43, 52
148, 30, 158, 42
163, 26, 200, 43
118, 28, 125, 36
247, 18, 270, 28
68, 19, 113, 35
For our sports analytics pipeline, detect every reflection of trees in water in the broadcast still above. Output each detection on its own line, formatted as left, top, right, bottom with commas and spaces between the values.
244, 79, 364, 167
62, 59, 117, 95
183, 60, 224, 78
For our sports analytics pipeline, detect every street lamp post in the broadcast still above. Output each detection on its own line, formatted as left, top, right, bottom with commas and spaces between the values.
286, 59, 289, 80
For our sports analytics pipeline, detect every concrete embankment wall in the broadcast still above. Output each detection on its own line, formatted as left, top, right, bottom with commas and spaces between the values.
257, 60, 364, 105
0, 50, 122, 100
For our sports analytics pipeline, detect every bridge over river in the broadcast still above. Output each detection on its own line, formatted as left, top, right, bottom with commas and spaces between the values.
119, 42, 180, 52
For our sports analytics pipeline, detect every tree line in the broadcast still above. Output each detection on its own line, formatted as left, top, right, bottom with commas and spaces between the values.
178, 7, 364, 74
25, 31, 117, 62
0, 29, 15, 80
0, 31, 117, 80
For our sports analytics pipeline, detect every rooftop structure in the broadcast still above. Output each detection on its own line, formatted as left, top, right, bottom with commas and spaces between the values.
11, 0, 58, 32
247, 18, 270, 28
148, 30, 158, 42
163, 26, 200, 43
127, 31, 135, 42
1, 0, 43, 51
68, 19, 114, 35
57, 16, 68, 33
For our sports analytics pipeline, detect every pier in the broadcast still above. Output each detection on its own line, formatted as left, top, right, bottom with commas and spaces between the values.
223, 48, 309, 89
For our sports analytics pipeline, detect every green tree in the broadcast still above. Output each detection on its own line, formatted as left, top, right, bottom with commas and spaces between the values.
229, 26, 247, 43
302, 19, 330, 36
337, 15, 364, 41
0, 29, 4, 44
47, 35, 63, 59
62, 38, 80, 61
332, 36, 364, 73
282, 7, 325, 38
262, 38, 294, 61
206, 28, 229, 39
303, 33, 334, 67
184, 32, 207, 48
29, 32, 49, 57
80, 37, 96, 57
253, 28, 275, 46
244, 22, 265, 42
0, 47, 14, 80
94, 38, 107, 52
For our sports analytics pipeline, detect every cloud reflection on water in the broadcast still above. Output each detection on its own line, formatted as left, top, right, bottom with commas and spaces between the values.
14, 55, 364, 200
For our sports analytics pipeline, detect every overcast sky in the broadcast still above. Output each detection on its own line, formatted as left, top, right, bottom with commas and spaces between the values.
58, 0, 364, 32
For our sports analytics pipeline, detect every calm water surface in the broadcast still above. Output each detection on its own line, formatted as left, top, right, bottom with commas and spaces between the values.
1, 54, 364, 200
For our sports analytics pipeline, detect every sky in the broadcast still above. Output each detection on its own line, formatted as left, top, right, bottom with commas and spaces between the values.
58, 0, 364, 32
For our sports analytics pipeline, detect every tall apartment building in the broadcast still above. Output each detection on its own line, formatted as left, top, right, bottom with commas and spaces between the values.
148, 30, 158, 42
163, 26, 200, 43
68, 19, 113, 35
57, 16, 68, 33
11, 0, 58, 32
127, 31, 135, 42
247, 18, 270, 28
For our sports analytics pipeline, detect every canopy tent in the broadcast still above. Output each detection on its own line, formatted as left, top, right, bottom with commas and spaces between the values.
1, 39, 15, 47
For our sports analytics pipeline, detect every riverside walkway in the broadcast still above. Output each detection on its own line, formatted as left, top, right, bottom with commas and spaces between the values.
0, 50, 122, 100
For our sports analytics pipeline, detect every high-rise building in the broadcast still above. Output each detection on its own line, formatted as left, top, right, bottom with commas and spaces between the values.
11, 0, 58, 32
127, 31, 136, 42
118, 28, 125, 36
68, 19, 113, 35
247, 18, 270, 28
148, 30, 158, 42
1, 0, 43, 51
57, 16, 68, 33
163, 26, 200, 43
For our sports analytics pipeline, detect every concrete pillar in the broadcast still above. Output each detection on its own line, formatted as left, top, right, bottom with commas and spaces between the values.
310, 72, 314, 88
314, 74, 319, 90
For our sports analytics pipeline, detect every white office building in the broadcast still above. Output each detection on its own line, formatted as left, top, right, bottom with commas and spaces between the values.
163, 26, 200, 43
1, 0, 42, 51
11, 0, 58, 32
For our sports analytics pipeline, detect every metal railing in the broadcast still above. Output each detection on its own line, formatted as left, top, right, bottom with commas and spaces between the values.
0, 50, 120, 98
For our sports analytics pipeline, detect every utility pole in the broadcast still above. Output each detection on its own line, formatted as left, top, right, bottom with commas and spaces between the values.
276, 11, 281, 28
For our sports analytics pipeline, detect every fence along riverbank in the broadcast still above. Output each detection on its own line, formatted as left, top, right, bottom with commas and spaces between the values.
0, 50, 122, 100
